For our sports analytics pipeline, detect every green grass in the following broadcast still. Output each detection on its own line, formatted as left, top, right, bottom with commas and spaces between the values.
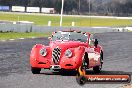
0, 32, 51, 40
0, 13, 132, 27
128, 30, 132, 32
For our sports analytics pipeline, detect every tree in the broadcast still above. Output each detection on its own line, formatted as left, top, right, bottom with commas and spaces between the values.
64, 0, 77, 14
0, 0, 12, 6
54, 0, 62, 13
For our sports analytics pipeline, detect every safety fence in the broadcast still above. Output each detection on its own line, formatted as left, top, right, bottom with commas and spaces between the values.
0, 23, 128, 33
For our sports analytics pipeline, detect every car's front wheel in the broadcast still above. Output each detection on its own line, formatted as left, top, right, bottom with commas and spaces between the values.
76, 75, 87, 85
31, 67, 41, 74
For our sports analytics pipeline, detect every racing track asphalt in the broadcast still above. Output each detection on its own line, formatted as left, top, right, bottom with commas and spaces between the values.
0, 32, 132, 88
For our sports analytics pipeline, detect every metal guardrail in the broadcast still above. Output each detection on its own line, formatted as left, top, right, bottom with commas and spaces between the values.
0, 23, 128, 33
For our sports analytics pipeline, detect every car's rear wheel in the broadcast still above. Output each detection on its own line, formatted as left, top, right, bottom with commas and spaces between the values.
93, 65, 102, 73
93, 51, 103, 73
31, 67, 41, 74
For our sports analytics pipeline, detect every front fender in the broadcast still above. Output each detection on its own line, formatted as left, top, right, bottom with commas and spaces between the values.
59, 46, 85, 69
30, 44, 52, 68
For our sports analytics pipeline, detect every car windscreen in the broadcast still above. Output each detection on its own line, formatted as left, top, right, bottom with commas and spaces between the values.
52, 32, 88, 42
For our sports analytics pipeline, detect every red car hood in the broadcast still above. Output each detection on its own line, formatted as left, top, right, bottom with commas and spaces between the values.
49, 40, 87, 50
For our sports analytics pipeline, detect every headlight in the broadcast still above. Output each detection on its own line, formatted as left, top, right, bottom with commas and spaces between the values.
65, 49, 72, 58
40, 48, 47, 57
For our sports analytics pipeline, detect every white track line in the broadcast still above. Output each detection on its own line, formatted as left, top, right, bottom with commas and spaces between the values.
19, 38, 25, 40
9, 39, 15, 41
0, 37, 37, 42
1, 40, 6, 42
32, 37, 36, 39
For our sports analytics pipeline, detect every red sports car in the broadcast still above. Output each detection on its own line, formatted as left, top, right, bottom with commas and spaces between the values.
30, 30, 103, 74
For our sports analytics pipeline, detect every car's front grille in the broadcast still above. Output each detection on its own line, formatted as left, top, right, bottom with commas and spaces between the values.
52, 48, 61, 64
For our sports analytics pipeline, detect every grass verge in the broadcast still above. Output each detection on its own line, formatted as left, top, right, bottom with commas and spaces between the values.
0, 32, 51, 40
128, 30, 132, 32
0, 13, 132, 27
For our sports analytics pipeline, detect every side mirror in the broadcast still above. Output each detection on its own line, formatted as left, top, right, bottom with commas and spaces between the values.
48, 37, 52, 40
94, 39, 98, 48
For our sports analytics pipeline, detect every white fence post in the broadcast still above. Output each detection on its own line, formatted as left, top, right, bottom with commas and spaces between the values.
48, 21, 51, 26
72, 22, 75, 26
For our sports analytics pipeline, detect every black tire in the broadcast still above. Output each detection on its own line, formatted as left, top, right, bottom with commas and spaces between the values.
76, 76, 87, 85
100, 51, 103, 64
31, 67, 41, 74
93, 65, 102, 73
82, 53, 89, 70
79, 53, 89, 76
93, 51, 103, 73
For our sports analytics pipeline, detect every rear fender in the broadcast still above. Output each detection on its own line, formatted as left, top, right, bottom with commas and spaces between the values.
95, 45, 103, 53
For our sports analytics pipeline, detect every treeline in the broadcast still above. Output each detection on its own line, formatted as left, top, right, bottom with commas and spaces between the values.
0, 0, 132, 16
97, 0, 132, 16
